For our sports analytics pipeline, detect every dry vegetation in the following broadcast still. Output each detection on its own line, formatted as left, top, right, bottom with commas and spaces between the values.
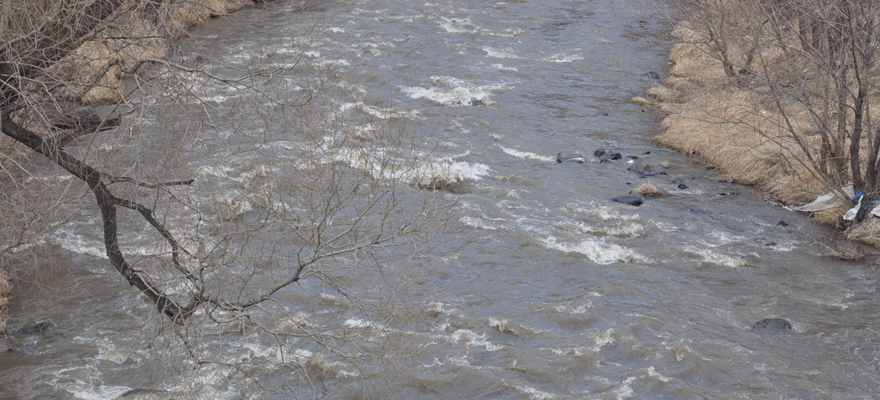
629, 182, 665, 197
652, 0, 880, 245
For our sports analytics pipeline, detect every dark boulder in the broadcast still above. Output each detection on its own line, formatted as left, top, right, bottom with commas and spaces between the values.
751, 318, 792, 333
611, 195, 643, 207
595, 148, 622, 163
18, 320, 56, 335
672, 178, 689, 190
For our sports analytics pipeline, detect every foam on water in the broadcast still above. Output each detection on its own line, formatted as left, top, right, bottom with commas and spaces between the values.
767, 242, 795, 252
402, 76, 511, 106
411, 158, 492, 185
69, 384, 133, 400
329, 145, 491, 185
492, 27, 524, 37
593, 328, 616, 349
542, 50, 584, 63
613, 377, 637, 399
340, 101, 419, 119
460, 216, 504, 231
508, 383, 557, 400
482, 46, 520, 59
685, 247, 747, 268
646, 366, 672, 383
500, 147, 556, 162
50, 226, 107, 259
555, 300, 596, 315
560, 221, 645, 238
437, 17, 483, 34
567, 204, 641, 222
699, 231, 748, 247
451, 329, 505, 351
492, 63, 519, 72
541, 236, 645, 265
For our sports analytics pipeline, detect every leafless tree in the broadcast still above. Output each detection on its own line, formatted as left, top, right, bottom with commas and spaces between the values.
661, 0, 880, 201
1, 0, 454, 396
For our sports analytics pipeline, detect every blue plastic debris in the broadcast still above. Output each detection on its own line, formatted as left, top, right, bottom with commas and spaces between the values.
852, 190, 867, 203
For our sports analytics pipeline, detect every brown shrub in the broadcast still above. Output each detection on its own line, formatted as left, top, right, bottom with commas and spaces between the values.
629, 183, 664, 198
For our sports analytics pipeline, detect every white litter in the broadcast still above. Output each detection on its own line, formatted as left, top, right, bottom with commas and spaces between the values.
795, 185, 853, 212
843, 194, 863, 221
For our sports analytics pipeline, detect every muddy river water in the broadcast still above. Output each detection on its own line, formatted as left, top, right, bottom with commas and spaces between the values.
2, 0, 880, 399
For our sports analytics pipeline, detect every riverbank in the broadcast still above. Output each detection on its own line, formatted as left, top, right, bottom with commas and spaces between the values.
0, 0, 255, 334
646, 22, 880, 250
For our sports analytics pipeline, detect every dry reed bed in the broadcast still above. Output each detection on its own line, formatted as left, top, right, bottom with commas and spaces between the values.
649, 23, 876, 241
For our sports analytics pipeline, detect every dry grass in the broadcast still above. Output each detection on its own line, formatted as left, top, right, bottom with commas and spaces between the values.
651, 20, 880, 245
845, 218, 880, 247
50, 0, 253, 103
825, 240, 866, 261
651, 84, 823, 205
812, 205, 850, 229
629, 183, 664, 197
173, 0, 252, 27
629, 96, 652, 107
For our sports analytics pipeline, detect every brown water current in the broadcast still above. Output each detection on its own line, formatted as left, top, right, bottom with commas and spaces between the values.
2, 0, 880, 399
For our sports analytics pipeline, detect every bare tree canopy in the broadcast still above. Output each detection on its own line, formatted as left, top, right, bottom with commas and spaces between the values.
657, 0, 880, 218
1, 0, 454, 394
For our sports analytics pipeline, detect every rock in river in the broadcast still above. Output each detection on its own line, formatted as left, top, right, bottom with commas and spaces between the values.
611, 195, 644, 207
751, 318, 792, 333
556, 152, 585, 163
18, 320, 56, 335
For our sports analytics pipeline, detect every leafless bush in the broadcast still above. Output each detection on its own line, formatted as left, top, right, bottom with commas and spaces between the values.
660, 0, 880, 204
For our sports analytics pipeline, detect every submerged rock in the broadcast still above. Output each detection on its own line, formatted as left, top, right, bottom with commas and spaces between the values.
117, 388, 180, 399
556, 152, 585, 163
18, 320, 56, 335
672, 178, 689, 190
5, 347, 39, 355
417, 179, 471, 194
611, 195, 644, 207
627, 161, 652, 175
751, 318, 792, 333
594, 148, 622, 163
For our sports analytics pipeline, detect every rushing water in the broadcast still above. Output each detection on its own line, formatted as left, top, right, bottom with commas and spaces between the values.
3, 0, 880, 399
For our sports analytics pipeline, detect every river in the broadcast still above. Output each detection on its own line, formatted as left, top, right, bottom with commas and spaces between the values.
2, 0, 880, 399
